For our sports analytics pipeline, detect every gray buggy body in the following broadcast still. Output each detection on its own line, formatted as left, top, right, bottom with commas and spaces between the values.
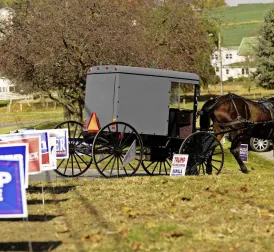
84, 65, 199, 136
55, 65, 225, 178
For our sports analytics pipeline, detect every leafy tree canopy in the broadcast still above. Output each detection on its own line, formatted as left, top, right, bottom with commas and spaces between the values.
0, 0, 215, 119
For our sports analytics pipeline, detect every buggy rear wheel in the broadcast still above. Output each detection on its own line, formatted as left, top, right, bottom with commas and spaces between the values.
92, 121, 143, 178
141, 147, 173, 176
54, 120, 93, 177
179, 131, 224, 175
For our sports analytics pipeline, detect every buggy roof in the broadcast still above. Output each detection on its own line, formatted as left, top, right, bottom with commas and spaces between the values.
87, 65, 199, 85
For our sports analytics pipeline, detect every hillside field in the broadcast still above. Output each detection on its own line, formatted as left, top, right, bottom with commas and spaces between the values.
213, 3, 274, 46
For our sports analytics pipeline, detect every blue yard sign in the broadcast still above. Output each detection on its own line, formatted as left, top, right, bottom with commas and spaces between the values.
240, 144, 248, 163
0, 144, 29, 188
0, 158, 28, 218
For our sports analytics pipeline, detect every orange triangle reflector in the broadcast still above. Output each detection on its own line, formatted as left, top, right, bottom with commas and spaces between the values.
87, 112, 100, 133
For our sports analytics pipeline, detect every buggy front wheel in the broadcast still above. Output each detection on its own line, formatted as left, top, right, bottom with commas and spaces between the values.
92, 121, 143, 178
179, 131, 224, 175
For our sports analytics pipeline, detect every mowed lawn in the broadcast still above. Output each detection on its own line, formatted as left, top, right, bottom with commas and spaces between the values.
0, 89, 274, 251
0, 143, 274, 252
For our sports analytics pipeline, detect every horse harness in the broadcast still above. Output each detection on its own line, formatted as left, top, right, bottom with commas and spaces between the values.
207, 93, 250, 127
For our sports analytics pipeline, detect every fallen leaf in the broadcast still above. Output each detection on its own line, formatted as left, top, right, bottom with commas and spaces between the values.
123, 207, 132, 213
218, 233, 224, 238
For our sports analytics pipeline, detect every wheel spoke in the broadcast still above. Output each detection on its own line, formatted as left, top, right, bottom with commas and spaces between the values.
159, 162, 162, 175
107, 126, 117, 147
144, 161, 155, 169
57, 158, 65, 169
72, 153, 83, 172
74, 151, 90, 167
116, 156, 120, 176
164, 161, 168, 174
95, 153, 113, 164
118, 125, 127, 146
109, 157, 116, 177
211, 159, 223, 163
94, 143, 113, 151
152, 162, 159, 174
120, 131, 134, 150
101, 155, 115, 173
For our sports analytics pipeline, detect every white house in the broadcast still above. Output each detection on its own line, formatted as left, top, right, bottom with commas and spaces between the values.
0, 77, 16, 100
0, 8, 18, 101
211, 37, 258, 81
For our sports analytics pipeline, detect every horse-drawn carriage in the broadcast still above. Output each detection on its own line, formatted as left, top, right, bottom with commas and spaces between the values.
54, 65, 225, 178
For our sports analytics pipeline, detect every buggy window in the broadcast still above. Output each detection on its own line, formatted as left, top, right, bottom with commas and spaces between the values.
169, 82, 194, 110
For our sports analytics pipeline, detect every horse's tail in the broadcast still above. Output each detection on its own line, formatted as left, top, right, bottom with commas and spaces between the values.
199, 99, 215, 131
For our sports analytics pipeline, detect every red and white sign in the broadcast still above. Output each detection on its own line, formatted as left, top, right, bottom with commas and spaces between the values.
170, 154, 189, 176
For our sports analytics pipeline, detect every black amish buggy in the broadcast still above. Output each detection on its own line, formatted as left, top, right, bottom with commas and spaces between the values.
54, 65, 224, 178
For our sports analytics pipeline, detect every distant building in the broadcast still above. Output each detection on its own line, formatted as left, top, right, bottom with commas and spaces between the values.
0, 8, 18, 101
211, 37, 258, 81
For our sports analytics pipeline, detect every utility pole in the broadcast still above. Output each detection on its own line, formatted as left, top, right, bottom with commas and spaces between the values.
218, 32, 223, 95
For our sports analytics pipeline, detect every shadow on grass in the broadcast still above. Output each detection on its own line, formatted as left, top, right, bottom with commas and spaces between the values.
27, 185, 75, 194
0, 241, 62, 252
27, 198, 68, 205
0, 214, 59, 222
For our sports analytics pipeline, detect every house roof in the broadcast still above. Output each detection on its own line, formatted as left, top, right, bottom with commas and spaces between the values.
237, 37, 258, 56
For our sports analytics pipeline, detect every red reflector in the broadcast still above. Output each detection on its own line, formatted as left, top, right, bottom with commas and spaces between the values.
114, 67, 118, 71
97, 66, 100, 70
87, 112, 100, 133
106, 66, 109, 70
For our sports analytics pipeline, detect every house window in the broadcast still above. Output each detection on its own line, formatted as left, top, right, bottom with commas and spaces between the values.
246, 69, 249, 74
226, 69, 229, 74
230, 54, 232, 59
215, 67, 219, 72
226, 54, 229, 59
242, 68, 245, 75
214, 54, 218, 60
9, 86, 15, 92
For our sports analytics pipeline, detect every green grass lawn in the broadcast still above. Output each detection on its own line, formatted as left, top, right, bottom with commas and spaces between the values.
0, 95, 274, 251
1, 145, 273, 252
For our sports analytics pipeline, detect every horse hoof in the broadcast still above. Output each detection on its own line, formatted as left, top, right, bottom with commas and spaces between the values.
241, 169, 249, 174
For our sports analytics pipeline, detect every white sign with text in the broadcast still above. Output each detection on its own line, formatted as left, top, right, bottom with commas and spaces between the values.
170, 154, 189, 176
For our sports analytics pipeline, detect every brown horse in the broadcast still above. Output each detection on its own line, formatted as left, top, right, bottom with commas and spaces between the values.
200, 93, 274, 173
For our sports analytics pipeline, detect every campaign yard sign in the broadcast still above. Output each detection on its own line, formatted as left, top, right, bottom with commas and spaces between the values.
240, 144, 248, 163
170, 154, 189, 176
0, 136, 42, 174
46, 129, 69, 159
0, 144, 29, 188
16, 129, 58, 170
3, 131, 51, 170
0, 158, 28, 218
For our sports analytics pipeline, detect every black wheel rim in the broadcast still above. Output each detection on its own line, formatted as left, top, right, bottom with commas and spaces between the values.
179, 132, 224, 176
92, 122, 143, 178
54, 121, 93, 177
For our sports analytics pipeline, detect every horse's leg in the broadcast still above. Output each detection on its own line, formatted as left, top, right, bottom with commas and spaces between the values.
230, 134, 249, 173
206, 125, 224, 174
